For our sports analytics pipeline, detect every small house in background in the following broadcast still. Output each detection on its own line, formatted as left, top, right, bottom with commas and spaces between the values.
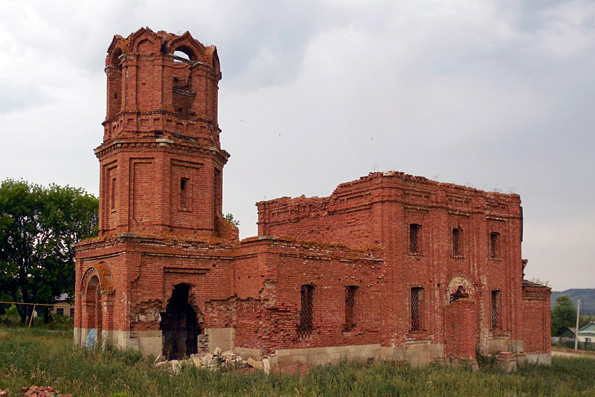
52, 293, 74, 318
578, 322, 595, 344
551, 327, 576, 344
558, 327, 576, 339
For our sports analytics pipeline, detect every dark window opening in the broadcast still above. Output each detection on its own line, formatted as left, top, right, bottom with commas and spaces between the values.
180, 178, 189, 209
214, 168, 222, 213
298, 284, 314, 338
56, 308, 64, 316
110, 178, 116, 211
411, 287, 424, 331
490, 232, 500, 259
344, 286, 357, 332
70, 308, 75, 317
110, 48, 123, 69
410, 224, 421, 253
491, 290, 501, 329
453, 227, 462, 257
450, 285, 469, 303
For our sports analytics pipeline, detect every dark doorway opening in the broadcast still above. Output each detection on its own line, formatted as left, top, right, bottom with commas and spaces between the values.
160, 284, 200, 359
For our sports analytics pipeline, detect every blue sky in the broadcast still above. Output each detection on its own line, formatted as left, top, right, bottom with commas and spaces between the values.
1, 0, 594, 290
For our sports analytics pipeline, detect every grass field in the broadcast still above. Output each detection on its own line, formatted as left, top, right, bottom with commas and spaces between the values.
1, 327, 594, 396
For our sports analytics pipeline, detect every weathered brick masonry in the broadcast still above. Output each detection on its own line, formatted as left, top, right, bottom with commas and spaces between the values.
74, 28, 551, 370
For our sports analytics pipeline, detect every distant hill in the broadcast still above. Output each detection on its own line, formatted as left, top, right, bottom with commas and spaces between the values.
551, 289, 595, 315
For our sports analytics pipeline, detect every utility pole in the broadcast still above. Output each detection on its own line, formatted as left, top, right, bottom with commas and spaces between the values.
574, 299, 581, 350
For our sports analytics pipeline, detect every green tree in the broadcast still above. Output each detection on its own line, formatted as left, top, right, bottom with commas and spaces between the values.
0, 180, 98, 323
551, 295, 577, 336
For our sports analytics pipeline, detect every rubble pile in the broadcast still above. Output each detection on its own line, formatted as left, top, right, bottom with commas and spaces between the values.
0, 386, 71, 397
155, 347, 271, 374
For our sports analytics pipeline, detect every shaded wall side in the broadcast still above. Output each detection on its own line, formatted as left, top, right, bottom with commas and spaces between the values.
522, 287, 551, 353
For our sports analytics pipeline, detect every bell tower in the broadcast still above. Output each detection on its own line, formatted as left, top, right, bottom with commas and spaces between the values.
75, 28, 237, 356
97, 27, 229, 238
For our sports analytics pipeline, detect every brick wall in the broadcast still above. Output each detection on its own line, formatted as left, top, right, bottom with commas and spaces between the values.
522, 284, 551, 353
444, 299, 477, 359
75, 28, 551, 365
257, 171, 527, 352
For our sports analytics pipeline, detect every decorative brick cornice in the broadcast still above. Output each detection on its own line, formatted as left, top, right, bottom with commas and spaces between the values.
94, 136, 229, 163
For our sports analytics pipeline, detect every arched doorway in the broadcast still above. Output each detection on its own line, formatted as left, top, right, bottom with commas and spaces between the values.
84, 275, 102, 347
160, 284, 201, 359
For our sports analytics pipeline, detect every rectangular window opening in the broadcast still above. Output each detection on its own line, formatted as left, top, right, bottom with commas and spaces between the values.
70, 308, 75, 317
180, 177, 189, 209
56, 308, 64, 316
214, 168, 222, 213
344, 286, 358, 332
491, 290, 501, 329
110, 177, 117, 211
453, 227, 462, 257
411, 287, 424, 331
490, 232, 500, 259
409, 224, 421, 254
298, 284, 314, 338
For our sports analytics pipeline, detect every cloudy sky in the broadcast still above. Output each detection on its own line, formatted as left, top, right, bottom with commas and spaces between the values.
1, 0, 594, 291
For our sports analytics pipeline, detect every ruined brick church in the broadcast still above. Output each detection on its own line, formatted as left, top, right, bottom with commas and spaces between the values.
74, 28, 551, 369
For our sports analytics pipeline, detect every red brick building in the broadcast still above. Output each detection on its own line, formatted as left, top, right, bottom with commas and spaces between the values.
74, 28, 551, 369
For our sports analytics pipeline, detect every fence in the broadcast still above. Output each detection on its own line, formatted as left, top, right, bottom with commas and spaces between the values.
552, 339, 595, 351
0, 301, 60, 328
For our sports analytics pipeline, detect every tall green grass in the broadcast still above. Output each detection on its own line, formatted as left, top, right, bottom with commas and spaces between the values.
1, 327, 594, 396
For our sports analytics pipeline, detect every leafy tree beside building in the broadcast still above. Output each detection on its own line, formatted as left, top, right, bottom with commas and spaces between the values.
551, 295, 577, 336
0, 180, 98, 323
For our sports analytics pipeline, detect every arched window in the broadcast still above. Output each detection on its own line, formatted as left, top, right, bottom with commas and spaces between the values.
83, 275, 102, 347
110, 48, 123, 69
172, 46, 195, 63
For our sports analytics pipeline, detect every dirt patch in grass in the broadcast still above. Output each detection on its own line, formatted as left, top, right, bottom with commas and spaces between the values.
552, 347, 595, 359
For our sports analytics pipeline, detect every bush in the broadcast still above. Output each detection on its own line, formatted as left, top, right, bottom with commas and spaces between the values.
0, 305, 21, 327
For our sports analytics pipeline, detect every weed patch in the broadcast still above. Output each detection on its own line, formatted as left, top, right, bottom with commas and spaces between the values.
0, 327, 594, 396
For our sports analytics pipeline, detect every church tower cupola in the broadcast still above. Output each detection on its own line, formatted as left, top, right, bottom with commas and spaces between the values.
95, 28, 232, 240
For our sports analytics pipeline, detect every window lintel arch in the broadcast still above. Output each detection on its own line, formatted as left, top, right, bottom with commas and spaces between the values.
81, 263, 114, 295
